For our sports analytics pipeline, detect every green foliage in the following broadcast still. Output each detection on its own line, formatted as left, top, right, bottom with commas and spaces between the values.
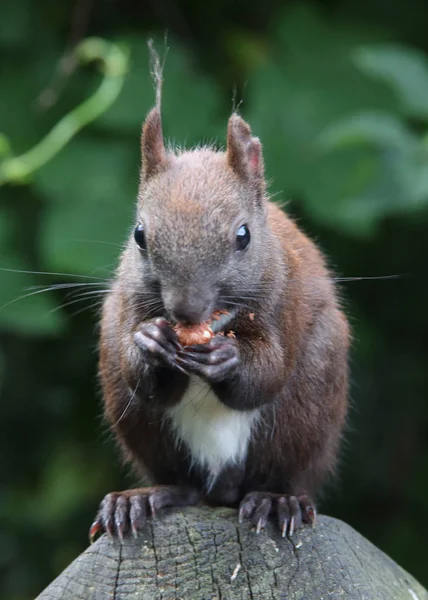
243, 6, 428, 236
0, 38, 128, 186
35, 137, 137, 275
0, 209, 65, 334
1, 2, 428, 599
317, 43, 428, 226
354, 44, 428, 120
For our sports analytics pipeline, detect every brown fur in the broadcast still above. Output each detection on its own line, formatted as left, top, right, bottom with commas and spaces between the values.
98, 108, 350, 510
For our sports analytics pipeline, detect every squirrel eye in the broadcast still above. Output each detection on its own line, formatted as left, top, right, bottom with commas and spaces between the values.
236, 224, 250, 251
134, 223, 147, 250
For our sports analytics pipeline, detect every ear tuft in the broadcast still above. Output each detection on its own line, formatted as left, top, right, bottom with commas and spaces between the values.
141, 107, 168, 180
226, 114, 264, 186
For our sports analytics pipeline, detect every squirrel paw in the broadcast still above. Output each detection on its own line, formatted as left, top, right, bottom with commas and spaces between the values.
89, 486, 200, 543
134, 318, 182, 370
238, 491, 316, 537
176, 336, 239, 382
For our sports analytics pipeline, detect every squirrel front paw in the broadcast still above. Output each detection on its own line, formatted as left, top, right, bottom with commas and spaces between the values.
176, 336, 239, 382
134, 318, 181, 370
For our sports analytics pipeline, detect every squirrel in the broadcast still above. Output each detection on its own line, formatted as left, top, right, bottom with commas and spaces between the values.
90, 74, 350, 542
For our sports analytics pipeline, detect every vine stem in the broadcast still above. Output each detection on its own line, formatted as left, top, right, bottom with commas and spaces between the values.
0, 38, 129, 186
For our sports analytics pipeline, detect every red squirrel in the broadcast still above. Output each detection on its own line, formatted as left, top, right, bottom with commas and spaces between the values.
90, 84, 350, 541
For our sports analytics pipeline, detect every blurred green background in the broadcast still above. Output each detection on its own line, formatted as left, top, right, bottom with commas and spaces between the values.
1, 0, 428, 598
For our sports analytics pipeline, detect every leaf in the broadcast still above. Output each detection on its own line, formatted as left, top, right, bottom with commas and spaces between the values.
0, 208, 65, 334
397, 148, 428, 208
354, 45, 428, 120
317, 112, 418, 152
0, 39, 65, 152
244, 7, 426, 235
298, 147, 386, 237
24, 446, 90, 525
0, 257, 65, 335
34, 136, 137, 276
0, 0, 32, 48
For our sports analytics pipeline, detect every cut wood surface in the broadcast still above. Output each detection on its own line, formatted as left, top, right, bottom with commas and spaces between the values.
37, 506, 427, 600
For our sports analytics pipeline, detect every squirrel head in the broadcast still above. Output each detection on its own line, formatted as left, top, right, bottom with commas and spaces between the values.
131, 107, 274, 325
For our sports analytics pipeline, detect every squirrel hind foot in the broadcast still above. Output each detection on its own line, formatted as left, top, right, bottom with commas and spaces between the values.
89, 485, 200, 543
238, 491, 316, 537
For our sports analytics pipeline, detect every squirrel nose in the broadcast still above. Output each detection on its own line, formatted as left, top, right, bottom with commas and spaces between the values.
164, 290, 212, 325
170, 302, 209, 325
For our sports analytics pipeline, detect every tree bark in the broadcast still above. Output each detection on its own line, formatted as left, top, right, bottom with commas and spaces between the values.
36, 507, 427, 600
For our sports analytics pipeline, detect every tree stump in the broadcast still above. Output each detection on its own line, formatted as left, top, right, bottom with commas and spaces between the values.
36, 507, 427, 600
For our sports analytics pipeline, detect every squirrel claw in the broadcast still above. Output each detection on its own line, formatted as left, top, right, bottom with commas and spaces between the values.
252, 497, 272, 534
176, 339, 239, 382
134, 320, 181, 369
90, 486, 200, 541
238, 492, 316, 537
89, 521, 102, 544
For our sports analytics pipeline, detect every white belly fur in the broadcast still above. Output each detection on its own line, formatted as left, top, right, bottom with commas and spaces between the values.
166, 375, 260, 490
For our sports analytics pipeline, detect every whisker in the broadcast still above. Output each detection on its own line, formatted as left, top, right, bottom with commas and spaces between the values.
115, 380, 141, 425
132, 299, 164, 311
24, 283, 110, 302
142, 306, 166, 320
60, 286, 111, 296
0, 283, 109, 308
191, 386, 213, 421
132, 298, 163, 306
48, 294, 109, 314
66, 299, 106, 318
0, 286, 88, 311
63, 290, 112, 303
89, 263, 118, 277
332, 275, 401, 283
221, 300, 257, 312
0, 267, 104, 280
132, 297, 165, 317
221, 293, 263, 300
68, 238, 123, 249
27, 282, 110, 290
134, 291, 160, 297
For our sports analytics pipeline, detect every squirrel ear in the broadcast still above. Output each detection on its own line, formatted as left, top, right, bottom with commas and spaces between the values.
141, 108, 168, 180
226, 114, 264, 187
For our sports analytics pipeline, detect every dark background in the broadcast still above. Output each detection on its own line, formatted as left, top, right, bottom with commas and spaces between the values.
1, 0, 428, 598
